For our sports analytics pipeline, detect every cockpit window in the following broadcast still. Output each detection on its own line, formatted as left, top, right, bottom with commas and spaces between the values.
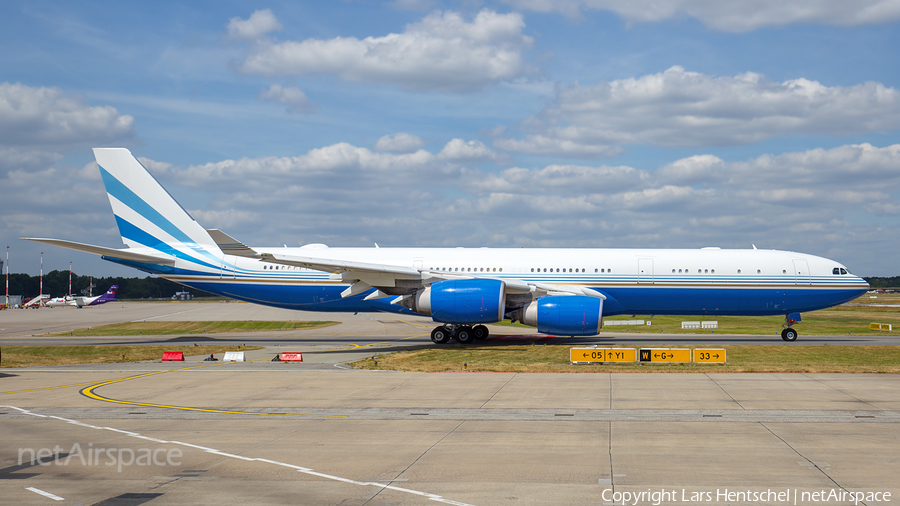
833, 268, 840, 275
840, 268, 848, 275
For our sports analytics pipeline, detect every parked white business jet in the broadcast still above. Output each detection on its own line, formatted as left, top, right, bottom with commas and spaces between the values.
26, 148, 868, 342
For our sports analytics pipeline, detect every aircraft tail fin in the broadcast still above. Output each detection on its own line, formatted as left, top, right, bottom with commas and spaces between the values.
93, 148, 223, 264
101, 285, 119, 301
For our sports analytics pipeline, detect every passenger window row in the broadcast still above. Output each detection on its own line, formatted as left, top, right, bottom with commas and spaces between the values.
670, 268, 791, 274
432, 267, 503, 273
531, 268, 603, 273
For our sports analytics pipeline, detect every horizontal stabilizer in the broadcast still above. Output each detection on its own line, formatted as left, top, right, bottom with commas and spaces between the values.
207, 229, 259, 258
22, 238, 176, 265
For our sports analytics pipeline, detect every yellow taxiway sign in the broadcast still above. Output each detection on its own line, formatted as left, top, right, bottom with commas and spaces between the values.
570, 348, 636, 363
639, 348, 692, 364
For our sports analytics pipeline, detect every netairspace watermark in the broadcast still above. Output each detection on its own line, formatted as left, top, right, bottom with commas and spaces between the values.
19, 443, 182, 473
601, 488, 892, 506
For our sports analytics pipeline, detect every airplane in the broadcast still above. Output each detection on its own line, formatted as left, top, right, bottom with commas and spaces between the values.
26, 148, 869, 343
45, 286, 118, 308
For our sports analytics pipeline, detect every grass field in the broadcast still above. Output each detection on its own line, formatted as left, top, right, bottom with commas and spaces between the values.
351, 345, 900, 373
358, 295, 899, 373
0, 345, 263, 368
42, 320, 338, 337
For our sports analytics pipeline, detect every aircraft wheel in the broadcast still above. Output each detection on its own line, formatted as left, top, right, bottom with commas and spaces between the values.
781, 328, 798, 341
473, 325, 489, 340
456, 326, 476, 344
431, 327, 451, 344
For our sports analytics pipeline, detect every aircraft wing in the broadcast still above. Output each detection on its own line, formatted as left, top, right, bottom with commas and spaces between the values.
22, 238, 176, 265
262, 252, 604, 300
262, 252, 421, 278
212, 229, 604, 301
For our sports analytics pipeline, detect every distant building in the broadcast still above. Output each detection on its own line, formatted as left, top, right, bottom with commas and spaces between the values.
1, 295, 23, 307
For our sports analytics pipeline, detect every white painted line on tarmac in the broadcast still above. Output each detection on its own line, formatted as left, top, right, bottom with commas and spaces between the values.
132, 307, 208, 322
5, 404, 477, 506
26, 487, 64, 501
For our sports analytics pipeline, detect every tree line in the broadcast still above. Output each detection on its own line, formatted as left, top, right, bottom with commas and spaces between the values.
865, 277, 900, 288
4, 271, 215, 300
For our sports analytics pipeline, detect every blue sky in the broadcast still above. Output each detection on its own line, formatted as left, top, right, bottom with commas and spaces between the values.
2, 0, 900, 281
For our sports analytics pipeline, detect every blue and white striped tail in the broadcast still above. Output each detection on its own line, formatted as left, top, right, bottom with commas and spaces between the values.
93, 148, 222, 266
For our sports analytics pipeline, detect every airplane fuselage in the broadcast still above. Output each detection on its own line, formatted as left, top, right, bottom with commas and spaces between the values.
108, 246, 867, 317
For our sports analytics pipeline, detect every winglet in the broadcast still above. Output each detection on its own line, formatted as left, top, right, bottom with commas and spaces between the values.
207, 229, 260, 258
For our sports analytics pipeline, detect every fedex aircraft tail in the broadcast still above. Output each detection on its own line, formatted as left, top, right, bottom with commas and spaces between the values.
100, 285, 118, 302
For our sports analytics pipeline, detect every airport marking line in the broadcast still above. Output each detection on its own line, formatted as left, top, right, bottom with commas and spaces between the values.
6, 332, 425, 415
75, 331, 426, 417
5, 404, 476, 506
26, 487, 64, 501
0, 381, 100, 395
324, 333, 427, 353
78, 363, 345, 418
131, 306, 209, 322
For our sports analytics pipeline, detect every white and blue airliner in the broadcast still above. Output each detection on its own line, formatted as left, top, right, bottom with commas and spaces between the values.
27, 148, 869, 343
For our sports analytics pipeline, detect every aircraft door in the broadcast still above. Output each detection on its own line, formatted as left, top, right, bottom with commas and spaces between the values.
221, 255, 238, 280
792, 259, 811, 285
638, 258, 654, 284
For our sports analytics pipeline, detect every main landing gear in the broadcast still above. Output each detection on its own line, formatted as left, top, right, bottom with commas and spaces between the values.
781, 313, 801, 341
431, 324, 490, 345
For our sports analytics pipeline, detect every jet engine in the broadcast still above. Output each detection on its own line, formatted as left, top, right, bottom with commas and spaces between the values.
401, 279, 506, 324
516, 295, 603, 336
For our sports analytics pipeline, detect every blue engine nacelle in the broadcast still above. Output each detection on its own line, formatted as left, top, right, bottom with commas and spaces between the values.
407, 279, 506, 324
519, 295, 603, 336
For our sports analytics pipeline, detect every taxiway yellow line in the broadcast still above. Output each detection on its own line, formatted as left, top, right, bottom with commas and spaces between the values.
79, 362, 344, 417
0, 381, 99, 395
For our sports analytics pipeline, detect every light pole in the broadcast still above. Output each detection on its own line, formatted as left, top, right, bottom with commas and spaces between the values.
4, 245, 8, 309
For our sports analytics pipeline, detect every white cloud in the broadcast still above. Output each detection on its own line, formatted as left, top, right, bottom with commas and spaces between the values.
504, 0, 900, 32
0, 82, 135, 178
136, 157, 173, 174
227, 9, 282, 41
464, 163, 648, 194
437, 138, 504, 163
258, 84, 314, 114
176, 143, 445, 189
0, 82, 135, 149
0, 147, 62, 174
374, 133, 426, 153
236, 9, 534, 92
495, 67, 900, 156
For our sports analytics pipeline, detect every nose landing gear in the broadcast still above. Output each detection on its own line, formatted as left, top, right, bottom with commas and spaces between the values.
781, 328, 798, 341
781, 313, 801, 341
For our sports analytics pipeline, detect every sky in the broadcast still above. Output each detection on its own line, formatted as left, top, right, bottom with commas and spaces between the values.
1, 0, 900, 280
